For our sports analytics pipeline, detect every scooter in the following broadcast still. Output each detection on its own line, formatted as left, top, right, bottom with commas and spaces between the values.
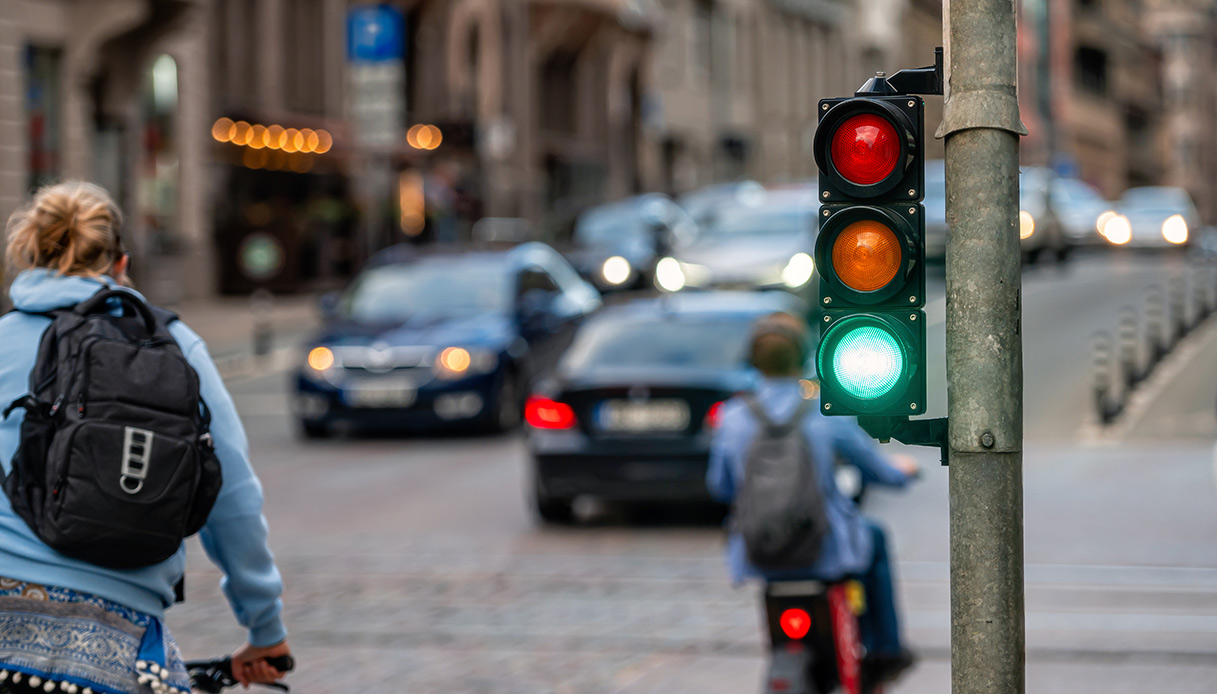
762, 579, 883, 694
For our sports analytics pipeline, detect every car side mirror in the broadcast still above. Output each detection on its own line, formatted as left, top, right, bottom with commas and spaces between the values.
317, 291, 341, 320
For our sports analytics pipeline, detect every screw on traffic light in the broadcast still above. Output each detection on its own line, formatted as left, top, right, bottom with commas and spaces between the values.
812, 77, 926, 419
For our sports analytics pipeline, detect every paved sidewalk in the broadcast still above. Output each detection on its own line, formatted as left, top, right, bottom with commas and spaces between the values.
169, 292, 321, 381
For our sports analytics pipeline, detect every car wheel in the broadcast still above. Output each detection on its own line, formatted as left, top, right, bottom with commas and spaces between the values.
490, 371, 522, 432
531, 475, 574, 524
299, 420, 329, 439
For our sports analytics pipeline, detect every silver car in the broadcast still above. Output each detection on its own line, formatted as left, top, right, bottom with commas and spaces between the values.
1050, 177, 1113, 247
924, 162, 1070, 263
657, 187, 817, 302
1105, 186, 1200, 249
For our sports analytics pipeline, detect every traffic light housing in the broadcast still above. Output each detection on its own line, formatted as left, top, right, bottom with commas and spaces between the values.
813, 93, 927, 417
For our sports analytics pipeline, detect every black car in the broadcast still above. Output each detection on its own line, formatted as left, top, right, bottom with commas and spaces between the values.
525, 290, 810, 522
293, 242, 601, 436
565, 194, 697, 292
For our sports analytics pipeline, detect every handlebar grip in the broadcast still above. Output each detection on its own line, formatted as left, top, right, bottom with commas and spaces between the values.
265, 655, 295, 673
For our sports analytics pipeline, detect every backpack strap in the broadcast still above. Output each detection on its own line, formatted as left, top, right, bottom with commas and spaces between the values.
740, 391, 813, 436
76, 288, 158, 335
149, 305, 179, 325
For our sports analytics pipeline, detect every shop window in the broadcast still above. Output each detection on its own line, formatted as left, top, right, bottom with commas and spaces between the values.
25, 45, 63, 191
1074, 46, 1108, 96
539, 52, 578, 134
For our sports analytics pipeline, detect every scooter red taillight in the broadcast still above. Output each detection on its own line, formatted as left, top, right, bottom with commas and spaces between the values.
780, 608, 812, 640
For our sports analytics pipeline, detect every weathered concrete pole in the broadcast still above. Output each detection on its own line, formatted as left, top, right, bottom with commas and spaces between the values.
937, 0, 1028, 691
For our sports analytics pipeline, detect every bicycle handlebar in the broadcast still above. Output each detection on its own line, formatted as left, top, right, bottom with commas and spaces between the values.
184, 655, 295, 693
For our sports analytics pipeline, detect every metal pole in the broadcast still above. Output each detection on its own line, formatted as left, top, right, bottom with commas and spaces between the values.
940, 0, 1027, 691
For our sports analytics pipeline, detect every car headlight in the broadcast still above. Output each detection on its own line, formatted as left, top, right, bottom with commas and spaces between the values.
435, 346, 498, 379
307, 346, 336, 372
655, 257, 686, 292
601, 256, 632, 286
303, 346, 341, 383
1103, 214, 1132, 245
1019, 211, 1035, 240
781, 253, 815, 288
1096, 210, 1117, 235
1162, 214, 1189, 245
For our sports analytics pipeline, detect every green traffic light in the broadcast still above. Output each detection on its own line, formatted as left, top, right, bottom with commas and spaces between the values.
816, 312, 925, 415
831, 325, 905, 400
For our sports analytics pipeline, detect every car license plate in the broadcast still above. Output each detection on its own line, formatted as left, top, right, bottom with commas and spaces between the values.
344, 380, 417, 408
597, 400, 690, 432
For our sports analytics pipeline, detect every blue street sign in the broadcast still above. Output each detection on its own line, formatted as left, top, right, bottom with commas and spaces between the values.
347, 5, 405, 63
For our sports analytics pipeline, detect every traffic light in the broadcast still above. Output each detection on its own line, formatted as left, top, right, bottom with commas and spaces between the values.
812, 92, 926, 417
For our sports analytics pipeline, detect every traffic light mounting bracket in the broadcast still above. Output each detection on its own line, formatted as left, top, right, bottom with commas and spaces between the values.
857, 416, 949, 466
858, 47, 944, 97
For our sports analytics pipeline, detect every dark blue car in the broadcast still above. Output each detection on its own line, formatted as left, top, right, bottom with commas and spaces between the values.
293, 243, 602, 437
525, 290, 810, 522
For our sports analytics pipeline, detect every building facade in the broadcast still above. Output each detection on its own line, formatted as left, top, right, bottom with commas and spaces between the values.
644, 0, 944, 194
1017, 0, 1161, 199
1144, 0, 1217, 222
0, 0, 210, 303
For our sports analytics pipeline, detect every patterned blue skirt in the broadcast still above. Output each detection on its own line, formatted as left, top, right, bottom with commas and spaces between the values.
0, 578, 190, 694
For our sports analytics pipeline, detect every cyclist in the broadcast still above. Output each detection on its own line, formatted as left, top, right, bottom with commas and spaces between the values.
0, 182, 290, 693
706, 311, 919, 684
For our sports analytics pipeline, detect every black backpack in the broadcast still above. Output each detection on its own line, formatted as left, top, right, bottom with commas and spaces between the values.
733, 393, 829, 570
3, 288, 222, 569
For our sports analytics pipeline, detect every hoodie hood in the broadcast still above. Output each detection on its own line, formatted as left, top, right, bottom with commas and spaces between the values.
9, 269, 141, 313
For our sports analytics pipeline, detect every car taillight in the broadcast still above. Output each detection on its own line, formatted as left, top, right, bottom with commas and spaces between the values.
830, 113, 900, 186
780, 608, 812, 640
704, 401, 725, 429
525, 396, 576, 429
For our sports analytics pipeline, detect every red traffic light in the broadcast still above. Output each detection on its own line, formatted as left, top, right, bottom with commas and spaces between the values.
814, 96, 922, 201
780, 608, 812, 640
830, 114, 900, 186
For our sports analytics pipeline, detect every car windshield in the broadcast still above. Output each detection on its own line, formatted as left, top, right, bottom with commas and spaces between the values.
1120, 188, 1192, 214
699, 205, 809, 240
562, 317, 753, 371
1019, 170, 1051, 206
1052, 178, 1105, 205
574, 200, 667, 246
343, 259, 512, 322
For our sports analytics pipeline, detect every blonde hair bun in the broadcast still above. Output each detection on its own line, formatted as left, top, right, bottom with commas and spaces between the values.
5, 181, 124, 277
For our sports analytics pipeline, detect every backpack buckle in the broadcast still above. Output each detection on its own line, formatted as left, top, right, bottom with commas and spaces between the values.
120, 427, 155, 495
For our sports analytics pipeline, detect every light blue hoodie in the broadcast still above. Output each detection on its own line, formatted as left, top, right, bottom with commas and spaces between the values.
0, 270, 286, 647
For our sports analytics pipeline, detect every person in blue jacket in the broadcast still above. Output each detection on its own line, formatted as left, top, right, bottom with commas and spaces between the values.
706, 311, 918, 684
0, 182, 290, 693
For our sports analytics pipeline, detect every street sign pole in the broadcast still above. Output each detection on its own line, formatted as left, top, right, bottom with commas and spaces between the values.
347, 5, 406, 260
938, 1, 1029, 691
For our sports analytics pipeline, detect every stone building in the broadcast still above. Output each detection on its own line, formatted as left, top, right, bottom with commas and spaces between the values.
1144, 0, 1217, 222
1017, 0, 1160, 199
0, 0, 210, 302
644, 0, 943, 194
